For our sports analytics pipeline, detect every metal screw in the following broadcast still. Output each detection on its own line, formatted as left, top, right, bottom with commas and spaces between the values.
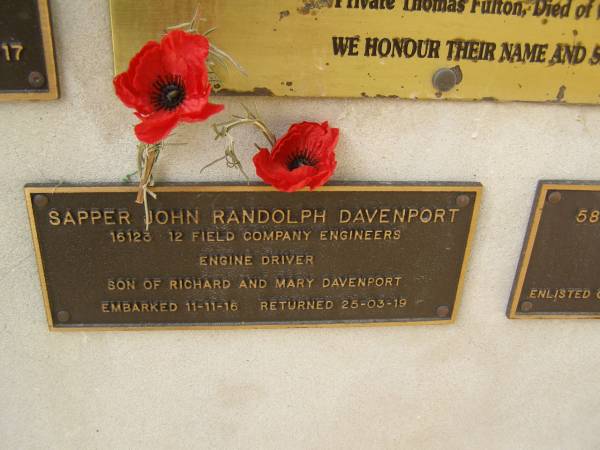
28, 71, 46, 88
456, 194, 471, 208
432, 68, 458, 92
436, 305, 450, 318
520, 301, 533, 313
548, 191, 562, 204
33, 194, 48, 207
56, 310, 70, 323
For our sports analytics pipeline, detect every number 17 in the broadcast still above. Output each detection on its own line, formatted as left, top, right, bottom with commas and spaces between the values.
1, 42, 24, 61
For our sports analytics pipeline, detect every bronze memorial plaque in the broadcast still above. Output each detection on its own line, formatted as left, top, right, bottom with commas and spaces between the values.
0, 0, 58, 101
509, 182, 600, 319
26, 184, 481, 330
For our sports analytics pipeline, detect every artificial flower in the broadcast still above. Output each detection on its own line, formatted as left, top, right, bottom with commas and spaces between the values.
114, 29, 223, 144
253, 121, 339, 192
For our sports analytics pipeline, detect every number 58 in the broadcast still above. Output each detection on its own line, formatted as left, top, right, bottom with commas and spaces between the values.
576, 209, 600, 224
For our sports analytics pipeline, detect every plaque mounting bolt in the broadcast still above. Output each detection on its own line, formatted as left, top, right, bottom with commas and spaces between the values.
436, 306, 450, 318
456, 194, 471, 208
548, 191, 562, 204
432, 67, 461, 92
33, 194, 48, 207
520, 301, 533, 313
28, 71, 46, 88
56, 310, 70, 323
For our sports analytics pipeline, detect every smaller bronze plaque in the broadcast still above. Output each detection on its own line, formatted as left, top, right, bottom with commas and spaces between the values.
509, 182, 600, 319
0, 0, 58, 101
26, 184, 481, 330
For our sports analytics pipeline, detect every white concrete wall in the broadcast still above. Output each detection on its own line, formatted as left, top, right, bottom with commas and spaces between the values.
2, 1, 600, 449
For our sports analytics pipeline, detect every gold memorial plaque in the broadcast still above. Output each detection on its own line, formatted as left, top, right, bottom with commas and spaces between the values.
26, 184, 481, 330
509, 182, 600, 319
0, 0, 58, 101
111, 0, 600, 103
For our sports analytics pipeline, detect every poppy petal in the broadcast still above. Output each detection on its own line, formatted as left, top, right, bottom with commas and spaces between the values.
181, 102, 224, 122
114, 73, 140, 110
162, 30, 210, 73
134, 113, 179, 144
114, 41, 160, 114
252, 122, 339, 192
114, 29, 223, 142
131, 46, 168, 98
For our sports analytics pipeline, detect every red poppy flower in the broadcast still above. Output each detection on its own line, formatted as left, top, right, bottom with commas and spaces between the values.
114, 30, 224, 144
253, 122, 339, 192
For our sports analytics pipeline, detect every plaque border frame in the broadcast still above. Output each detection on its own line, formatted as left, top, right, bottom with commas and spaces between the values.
508, 181, 600, 320
1, 0, 59, 102
25, 183, 482, 331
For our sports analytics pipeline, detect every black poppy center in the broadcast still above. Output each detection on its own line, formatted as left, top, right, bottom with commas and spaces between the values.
287, 151, 317, 171
152, 75, 186, 111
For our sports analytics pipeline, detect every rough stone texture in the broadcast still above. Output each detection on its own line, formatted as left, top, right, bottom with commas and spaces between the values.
2, 1, 600, 449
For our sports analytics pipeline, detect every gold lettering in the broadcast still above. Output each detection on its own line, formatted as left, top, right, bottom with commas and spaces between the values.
149, 209, 200, 225
90, 209, 102, 224
239, 279, 267, 289
171, 209, 184, 224
169, 278, 231, 290
118, 210, 131, 224
528, 288, 592, 300
213, 208, 325, 225
227, 210, 241, 224
420, 209, 433, 223
49, 209, 133, 226
107, 278, 136, 291
258, 299, 334, 311
199, 254, 253, 266
407, 209, 419, 221
63, 211, 76, 225
186, 210, 200, 224
77, 210, 89, 224
102, 302, 180, 313
314, 210, 326, 223
213, 210, 225, 224
449, 209, 460, 223
261, 254, 315, 265
434, 209, 446, 223
339, 208, 459, 224
104, 209, 116, 225
323, 276, 402, 288
275, 278, 315, 289
48, 210, 60, 226
339, 209, 351, 223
